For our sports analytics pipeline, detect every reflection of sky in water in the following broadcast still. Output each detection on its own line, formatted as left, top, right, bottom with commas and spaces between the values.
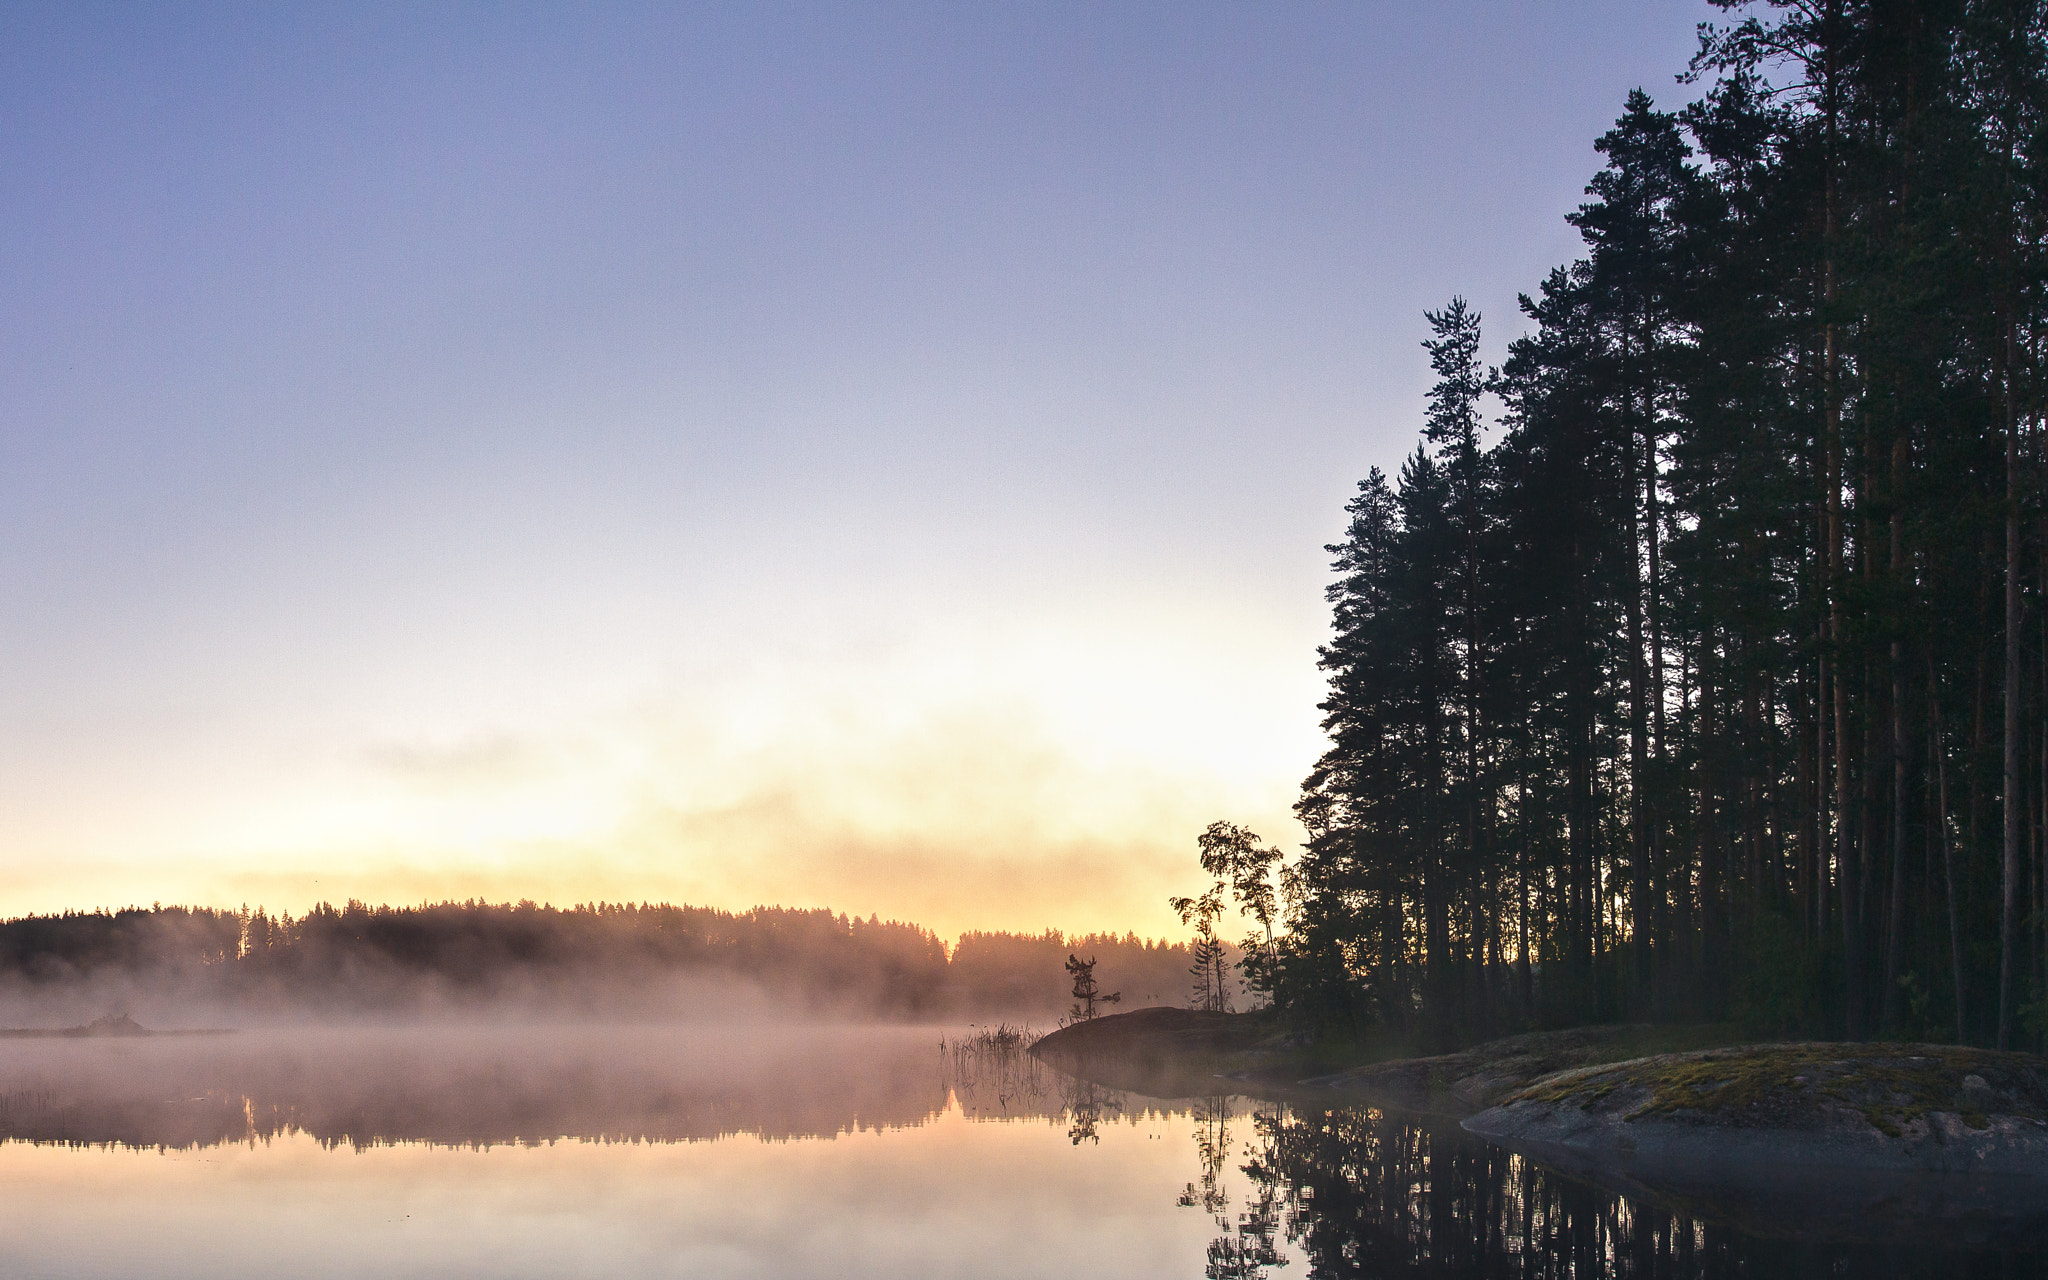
0, 1027, 1285, 1280
0, 1109, 1249, 1279
3, 1029, 2046, 1278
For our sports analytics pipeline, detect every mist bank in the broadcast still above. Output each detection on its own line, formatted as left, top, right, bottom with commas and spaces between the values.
0, 900, 1240, 1026
0, 1025, 1213, 1151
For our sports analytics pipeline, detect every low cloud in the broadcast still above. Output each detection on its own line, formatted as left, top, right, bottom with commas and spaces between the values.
361, 732, 550, 789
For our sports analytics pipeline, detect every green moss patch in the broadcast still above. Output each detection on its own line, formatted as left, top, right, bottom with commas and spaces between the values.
1506, 1043, 2048, 1134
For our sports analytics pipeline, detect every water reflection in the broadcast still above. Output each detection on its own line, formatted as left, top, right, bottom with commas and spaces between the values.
1174, 1095, 2048, 1279
1178, 1096, 1286, 1279
0, 1026, 970, 1149
0, 1024, 1182, 1151
5, 1030, 2048, 1278
0, 1026, 1250, 1280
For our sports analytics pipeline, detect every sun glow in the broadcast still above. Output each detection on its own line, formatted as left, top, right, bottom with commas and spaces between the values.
0, 606, 1323, 940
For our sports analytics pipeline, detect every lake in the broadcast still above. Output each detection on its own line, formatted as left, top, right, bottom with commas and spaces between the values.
0, 1025, 2041, 1278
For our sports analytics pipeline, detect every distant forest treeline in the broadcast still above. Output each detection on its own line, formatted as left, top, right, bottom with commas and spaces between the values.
0, 901, 1234, 1021
1264, 2, 2048, 1049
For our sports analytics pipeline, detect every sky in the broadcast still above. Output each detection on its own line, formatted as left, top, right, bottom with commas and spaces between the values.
0, 1, 1721, 941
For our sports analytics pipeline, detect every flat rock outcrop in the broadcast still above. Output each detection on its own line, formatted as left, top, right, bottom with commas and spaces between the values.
1029, 1007, 1299, 1094
1465, 1042, 2048, 1176
1304, 1024, 1724, 1117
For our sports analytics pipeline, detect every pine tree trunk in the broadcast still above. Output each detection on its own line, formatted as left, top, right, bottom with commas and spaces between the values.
1930, 656, 1965, 1043
2000, 327, 2022, 1050
1884, 432, 1910, 1030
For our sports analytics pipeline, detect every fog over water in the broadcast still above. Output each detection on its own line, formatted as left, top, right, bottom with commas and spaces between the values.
0, 900, 1244, 1033
0, 1024, 1238, 1280
1, 1025, 2044, 1279
0, 1025, 965, 1150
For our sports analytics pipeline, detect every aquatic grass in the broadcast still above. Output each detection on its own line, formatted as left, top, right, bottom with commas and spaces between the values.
939, 1023, 1056, 1117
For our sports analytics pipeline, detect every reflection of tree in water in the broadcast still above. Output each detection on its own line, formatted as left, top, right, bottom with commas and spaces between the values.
1177, 1095, 1285, 1280
1223, 1104, 2048, 1279
1234, 1104, 1521, 1277
1058, 1075, 1125, 1145
942, 1029, 1194, 1146
1177, 1096, 1232, 1213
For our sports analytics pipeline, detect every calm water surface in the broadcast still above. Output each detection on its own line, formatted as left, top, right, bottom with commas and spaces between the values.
0, 1025, 2041, 1278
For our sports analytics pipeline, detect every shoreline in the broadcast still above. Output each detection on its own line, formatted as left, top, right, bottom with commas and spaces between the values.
0, 1015, 236, 1040
1033, 1007, 2048, 1222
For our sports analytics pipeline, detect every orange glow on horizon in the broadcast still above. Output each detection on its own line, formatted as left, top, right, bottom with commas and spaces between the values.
0, 614, 1321, 942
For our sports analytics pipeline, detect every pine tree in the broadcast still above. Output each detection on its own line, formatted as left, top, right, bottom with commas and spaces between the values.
1267, 0, 2048, 1048
1065, 953, 1120, 1022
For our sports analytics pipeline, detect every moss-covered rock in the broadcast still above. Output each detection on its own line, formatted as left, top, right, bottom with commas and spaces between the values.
1466, 1042, 2048, 1177
1302, 1024, 1733, 1117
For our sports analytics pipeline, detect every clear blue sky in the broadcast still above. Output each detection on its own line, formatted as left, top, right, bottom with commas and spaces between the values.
0, 1, 1719, 935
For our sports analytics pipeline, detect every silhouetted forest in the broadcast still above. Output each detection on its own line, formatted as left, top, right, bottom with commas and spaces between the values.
1268, 2, 2048, 1049
0, 901, 1226, 1020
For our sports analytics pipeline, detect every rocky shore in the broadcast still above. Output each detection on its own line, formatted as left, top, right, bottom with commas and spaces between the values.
1028, 1006, 1310, 1095
1034, 1009, 2048, 1204
1463, 1042, 2048, 1176
1303, 1023, 1729, 1116
1031, 1009, 1727, 1112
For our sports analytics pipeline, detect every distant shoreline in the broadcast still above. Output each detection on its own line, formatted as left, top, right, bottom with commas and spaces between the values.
0, 1015, 236, 1039
0, 1028, 237, 1039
